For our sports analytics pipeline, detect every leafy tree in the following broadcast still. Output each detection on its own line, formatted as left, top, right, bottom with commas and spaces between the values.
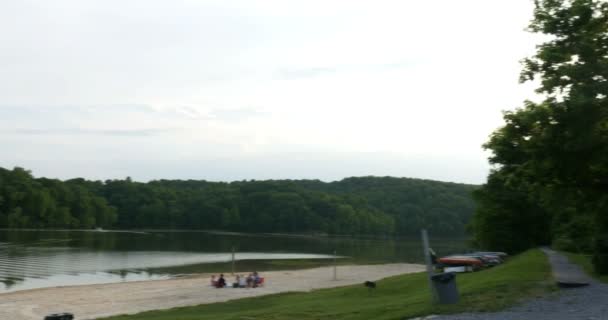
473, 0, 608, 273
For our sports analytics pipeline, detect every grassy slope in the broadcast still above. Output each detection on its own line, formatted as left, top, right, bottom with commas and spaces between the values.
102, 250, 553, 320
564, 252, 608, 283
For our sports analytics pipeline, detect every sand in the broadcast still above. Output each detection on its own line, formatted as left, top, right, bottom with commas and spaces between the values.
0, 263, 424, 320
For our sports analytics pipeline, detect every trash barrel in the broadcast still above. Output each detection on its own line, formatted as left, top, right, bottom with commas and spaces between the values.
44, 313, 74, 320
431, 272, 459, 304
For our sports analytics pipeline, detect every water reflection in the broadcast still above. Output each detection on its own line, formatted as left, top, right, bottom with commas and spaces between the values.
0, 229, 467, 293
1, 271, 170, 292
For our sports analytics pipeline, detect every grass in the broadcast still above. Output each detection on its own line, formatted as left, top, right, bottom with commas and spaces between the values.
564, 252, 608, 283
101, 249, 554, 320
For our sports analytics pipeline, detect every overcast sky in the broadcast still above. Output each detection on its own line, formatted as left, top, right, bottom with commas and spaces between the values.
0, 0, 543, 184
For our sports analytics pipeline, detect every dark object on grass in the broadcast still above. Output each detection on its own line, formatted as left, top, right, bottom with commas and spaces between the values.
44, 313, 74, 320
364, 280, 376, 295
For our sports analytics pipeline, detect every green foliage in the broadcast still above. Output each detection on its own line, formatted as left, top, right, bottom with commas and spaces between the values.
0, 167, 117, 229
100, 249, 553, 320
322, 177, 477, 235
472, 0, 608, 273
471, 171, 551, 253
0, 167, 476, 236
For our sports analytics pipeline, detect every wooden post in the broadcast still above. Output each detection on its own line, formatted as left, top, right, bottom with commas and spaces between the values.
421, 229, 437, 303
333, 250, 337, 280
231, 246, 235, 276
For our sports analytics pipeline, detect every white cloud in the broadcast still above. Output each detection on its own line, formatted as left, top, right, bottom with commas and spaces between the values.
0, 0, 542, 184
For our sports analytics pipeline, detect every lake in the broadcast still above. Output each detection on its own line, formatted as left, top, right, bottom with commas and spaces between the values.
0, 229, 467, 293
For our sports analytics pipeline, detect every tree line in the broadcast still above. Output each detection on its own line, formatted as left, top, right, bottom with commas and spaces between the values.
0, 167, 476, 236
470, 0, 608, 274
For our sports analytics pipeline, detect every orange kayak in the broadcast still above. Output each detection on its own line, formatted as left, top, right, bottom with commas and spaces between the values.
437, 256, 483, 266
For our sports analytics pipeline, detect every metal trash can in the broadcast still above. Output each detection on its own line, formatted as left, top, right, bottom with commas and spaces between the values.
431, 272, 459, 304
44, 313, 74, 320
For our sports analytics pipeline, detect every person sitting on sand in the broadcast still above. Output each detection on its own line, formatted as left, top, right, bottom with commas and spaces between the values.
232, 275, 241, 288
216, 274, 226, 288
210, 275, 217, 287
238, 274, 247, 288
246, 273, 254, 288
252, 271, 261, 287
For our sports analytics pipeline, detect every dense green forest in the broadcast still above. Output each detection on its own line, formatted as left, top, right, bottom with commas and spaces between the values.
0, 166, 476, 236
471, 0, 608, 273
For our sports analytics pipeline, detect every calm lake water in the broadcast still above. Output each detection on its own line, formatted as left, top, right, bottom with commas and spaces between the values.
0, 229, 467, 293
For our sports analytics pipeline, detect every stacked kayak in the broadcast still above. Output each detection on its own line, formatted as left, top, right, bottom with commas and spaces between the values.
436, 251, 507, 272
437, 255, 484, 267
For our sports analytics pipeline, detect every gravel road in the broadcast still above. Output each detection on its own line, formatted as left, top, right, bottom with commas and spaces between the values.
434, 281, 608, 320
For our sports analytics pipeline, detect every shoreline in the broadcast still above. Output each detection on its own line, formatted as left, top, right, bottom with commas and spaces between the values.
0, 263, 425, 320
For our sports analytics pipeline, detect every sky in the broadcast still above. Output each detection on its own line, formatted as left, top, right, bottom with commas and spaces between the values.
0, 0, 544, 184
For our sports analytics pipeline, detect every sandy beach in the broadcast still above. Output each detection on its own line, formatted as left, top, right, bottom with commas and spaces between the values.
0, 263, 424, 320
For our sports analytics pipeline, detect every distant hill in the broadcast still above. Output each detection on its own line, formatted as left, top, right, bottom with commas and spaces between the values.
0, 166, 477, 236
294, 177, 477, 235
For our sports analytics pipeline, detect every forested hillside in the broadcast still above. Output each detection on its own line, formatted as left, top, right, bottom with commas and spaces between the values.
0, 166, 476, 236
0, 167, 117, 229
299, 177, 476, 234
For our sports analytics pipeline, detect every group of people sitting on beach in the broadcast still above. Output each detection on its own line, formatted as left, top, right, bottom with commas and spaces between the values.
211, 271, 264, 288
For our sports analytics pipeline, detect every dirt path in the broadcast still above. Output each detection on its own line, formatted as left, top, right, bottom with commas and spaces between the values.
0, 263, 424, 320
541, 247, 592, 287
